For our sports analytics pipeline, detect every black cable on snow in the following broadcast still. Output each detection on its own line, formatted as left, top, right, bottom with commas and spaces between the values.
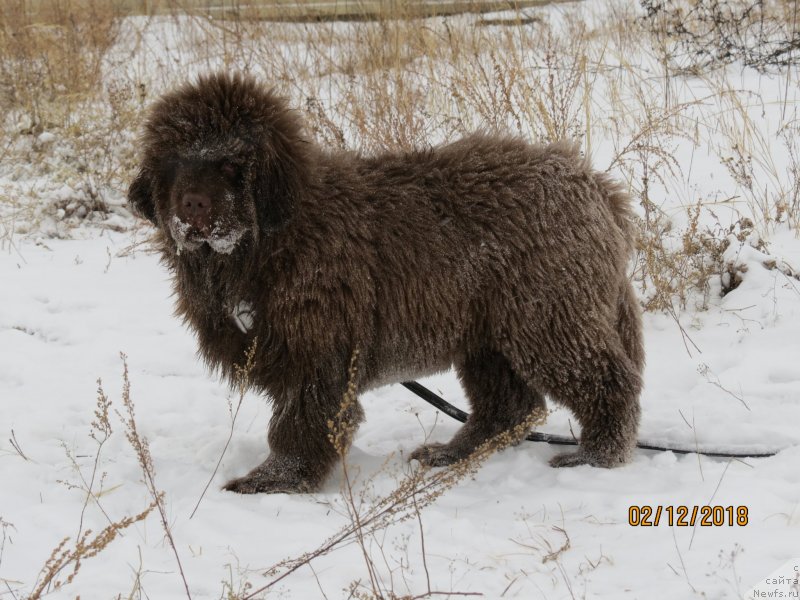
401, 380, 779, 459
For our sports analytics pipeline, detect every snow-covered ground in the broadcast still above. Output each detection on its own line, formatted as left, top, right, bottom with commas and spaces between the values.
0, 227, 800, 598
2, 2, 800, 599
4, 226, 799, 599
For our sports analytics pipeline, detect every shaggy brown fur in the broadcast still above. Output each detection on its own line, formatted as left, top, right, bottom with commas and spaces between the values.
128, 72, 644, 494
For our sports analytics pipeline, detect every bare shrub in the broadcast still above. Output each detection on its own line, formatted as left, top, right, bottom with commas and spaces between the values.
634, 203, 760, 312
639, 0, 800, 73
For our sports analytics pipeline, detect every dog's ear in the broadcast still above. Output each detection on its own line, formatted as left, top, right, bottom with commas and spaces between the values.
254, 150, 305, 231
128, 167, 158, 225
252, 110, 311, 232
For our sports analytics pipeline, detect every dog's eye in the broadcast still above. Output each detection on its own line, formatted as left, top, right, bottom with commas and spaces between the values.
220, 161, 238, 179
159, 160, 178, 184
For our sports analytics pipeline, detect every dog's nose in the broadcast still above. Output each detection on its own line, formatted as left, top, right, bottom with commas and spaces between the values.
182, 192, 211, 216
181, 192, 212, 230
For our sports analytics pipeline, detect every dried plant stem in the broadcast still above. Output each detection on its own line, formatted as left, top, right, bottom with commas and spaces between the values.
74, 378, 115, 539
28, 502, 156, 600
413, 491, 432, 596
118, 353, 193, 600
8, 430, 28, 461
190, 337, 259, 519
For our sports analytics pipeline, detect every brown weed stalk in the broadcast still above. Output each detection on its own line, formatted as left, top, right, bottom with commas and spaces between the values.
118, 352, 193, 599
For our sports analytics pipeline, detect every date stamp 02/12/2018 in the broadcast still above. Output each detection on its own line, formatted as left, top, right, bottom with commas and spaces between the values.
628, 505, 749, 527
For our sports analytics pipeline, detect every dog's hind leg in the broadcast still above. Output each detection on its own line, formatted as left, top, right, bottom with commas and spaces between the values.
542, 329, 642, 469
616, 281, 645, 371
544, 284, 644, 468
410, 348, 546, 467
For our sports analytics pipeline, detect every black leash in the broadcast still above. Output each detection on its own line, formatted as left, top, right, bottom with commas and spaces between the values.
401, 380, 780, 459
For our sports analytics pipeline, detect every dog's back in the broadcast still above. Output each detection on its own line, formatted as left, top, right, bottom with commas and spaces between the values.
298, 135, 637, 393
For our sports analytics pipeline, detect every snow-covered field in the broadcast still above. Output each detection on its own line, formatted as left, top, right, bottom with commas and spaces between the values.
1, 2, 799, 599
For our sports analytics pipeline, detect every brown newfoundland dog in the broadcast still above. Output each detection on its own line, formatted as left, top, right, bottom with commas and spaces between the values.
128, 72, 644, 494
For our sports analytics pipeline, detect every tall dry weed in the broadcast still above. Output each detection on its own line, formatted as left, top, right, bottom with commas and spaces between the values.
0, 0, 119, 129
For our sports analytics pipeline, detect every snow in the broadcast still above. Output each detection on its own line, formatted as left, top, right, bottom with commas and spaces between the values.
1, 225, 798, 599
169, 215, 245, 255
207, 226, 245, 255
1, 1, 800, 599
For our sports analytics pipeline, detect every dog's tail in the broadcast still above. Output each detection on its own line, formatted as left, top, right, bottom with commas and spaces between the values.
548, 141, 637, 255
595, 168, 638, 256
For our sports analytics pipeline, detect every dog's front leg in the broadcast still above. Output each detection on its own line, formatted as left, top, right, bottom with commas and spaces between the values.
224, 379, 364, 494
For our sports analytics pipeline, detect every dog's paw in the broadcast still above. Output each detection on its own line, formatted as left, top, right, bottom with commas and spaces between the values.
549, 448, 628, 468
549, 451, 594, 468
223, 458, 317, 494
409, 443, 464, 467
223, 472, 314, 494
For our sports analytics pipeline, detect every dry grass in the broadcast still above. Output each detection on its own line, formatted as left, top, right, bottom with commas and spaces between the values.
0, 1, 797, 295
117, 353, 193, 599
20, 354, 190, 599
0, 0, 119, 130
12, 0, 568, 20
20, 368, 159, 600
27, 502, 156, 600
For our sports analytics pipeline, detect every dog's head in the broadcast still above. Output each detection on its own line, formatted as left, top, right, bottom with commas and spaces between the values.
128, 72, 310, 255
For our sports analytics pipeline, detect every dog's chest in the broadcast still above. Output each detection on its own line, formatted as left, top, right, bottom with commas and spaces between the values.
175, 260, 255, 332
229, 300, 256, 333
